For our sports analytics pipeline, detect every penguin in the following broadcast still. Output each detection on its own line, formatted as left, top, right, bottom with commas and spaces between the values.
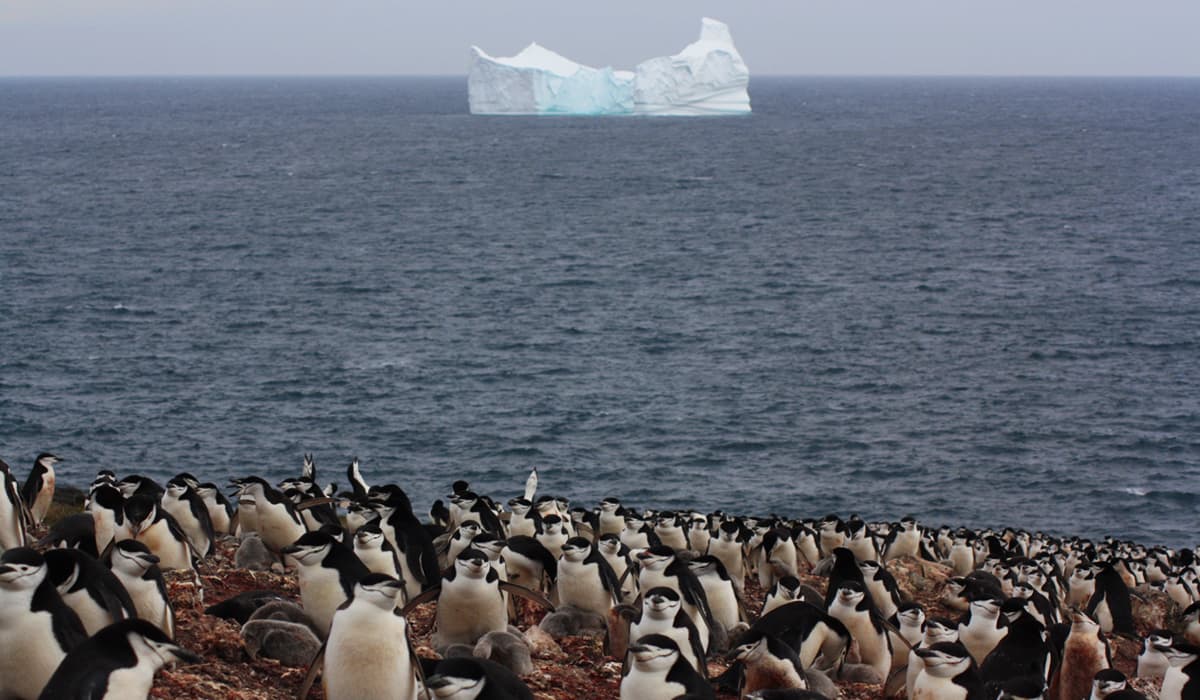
281, 530, 370, 637
116, 475, 164, 502
859, 558, 902, 621
627, 587, 707, 675
882, 516, 923, 562
502, 535, 558, 594
596, 533, 637, 603
1086, 561, 1136, 636
912, 641, 984, 700
890, 601, 926, 678
44, 547, 138, 636
793, 524, 822, 569
449, 491, 504, 537
236, 477, 306, 557
446, 520, 487, 565
826, 579, 892, 682
420, 547, 554, 653
1049, 611, 1110, 700
86, 483, 127, 555
620, 634, 715, 700
321, 574, 419, 700
957, 598, 1007, 666
979, 603, 1051, 688
758, 527, 800, 588
597, 497, 626, 536
425, 656, 535, 700
106, 539, 176, 637
686, 513, 712, 555
845, 515, 878, 562
36, 618, 201, 700
729, 629, 810, 698
762, 576, 805, 617
21, 452, 60, 527
750, 600, 852, 673
637, 546, 714, 651
370, 485, 440, 601
823, 547, 866, 609
817, 516, 848, 557
1089, 669, 1141, 700
554, 536, 620, 619
619, 512, 660, 551
39, 513, 99, 559
535, 513, 570, 559
688, 555, 744, 636
159, 475, 215, 558
1136, 629, 1173, 680
194, 482, 236, 536
352, 521, 402, 580
204, 590, 287, 625
0, 458, 27, 551
123, 494, 196, 571
1158, 640, 1200, 700
652, 513, 690, 551
1183, 602, 1200, 646
505, 498, 538, 538
908, 617, 961, 700
0, 547, 88, 700
709, 520, 748, 596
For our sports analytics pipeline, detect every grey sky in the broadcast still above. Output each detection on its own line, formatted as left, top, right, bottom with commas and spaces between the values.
2, 1, 1198, 77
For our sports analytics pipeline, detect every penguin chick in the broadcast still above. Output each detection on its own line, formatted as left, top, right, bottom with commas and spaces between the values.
473, 629, 534, 676
204, 590, 287, 625
37, 618, 201, 700
241, 619, 321, 666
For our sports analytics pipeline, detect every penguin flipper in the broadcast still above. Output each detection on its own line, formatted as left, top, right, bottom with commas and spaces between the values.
400, 586, 441, 616
498, 581, 556, 612
296, 640, 326, 700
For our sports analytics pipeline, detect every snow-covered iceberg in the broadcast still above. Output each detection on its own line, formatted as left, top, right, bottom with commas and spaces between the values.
468, 18, 750, 116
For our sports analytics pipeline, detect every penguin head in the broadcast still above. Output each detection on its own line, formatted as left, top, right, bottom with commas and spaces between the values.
425, 657, 489, 699
1144, 629, 1173, 652
643, 587, 681, 617
123, 494, 159, 536
773, 575, 800, 599
718, 520, 742, 542
454, 548, 490, 578
507, 497, 531, 515
858, 559, 881, 578
915, 641, 974, 678
455, 521, 483, 541
686, 555, 726, 579
635, 546, 675, 571
113, 619, 202, 668
834, 579, 867, 607
729, 630, 770, 663
1091, 669, 1127, 699
599, 497, 621, 513
924, 617, 960, 645
0, 547, 47, 589
627, 634, 681, 671
35, 453, 61, 469
471, 534, 505, 559
1159, 641, 1200, 667
110, 539, 160, 573
281, 532, 337, 566
540, 514, 564, 535
1068, 609, 1102, 634
354, 523, 384, 548
354, 573, 405, 609
897, 602, 926, 629
970, 598, 1002, 619
165, 479, 190, 499
561, 537, 592, 563
596, 534, 623, 555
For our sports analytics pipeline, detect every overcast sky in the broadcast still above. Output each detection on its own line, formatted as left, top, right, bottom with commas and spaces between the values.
2, 1, 1198, 77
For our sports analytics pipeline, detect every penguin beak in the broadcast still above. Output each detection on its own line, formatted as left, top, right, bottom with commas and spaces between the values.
168, 645, 203, 665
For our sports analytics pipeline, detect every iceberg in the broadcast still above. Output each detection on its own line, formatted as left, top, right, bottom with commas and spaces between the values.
468, 18, 750, 116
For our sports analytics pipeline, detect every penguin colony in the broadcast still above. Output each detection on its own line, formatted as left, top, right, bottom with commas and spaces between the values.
0, 453, 1197, 700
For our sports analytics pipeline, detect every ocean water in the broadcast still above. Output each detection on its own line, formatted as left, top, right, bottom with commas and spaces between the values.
2, 76, 1198, 546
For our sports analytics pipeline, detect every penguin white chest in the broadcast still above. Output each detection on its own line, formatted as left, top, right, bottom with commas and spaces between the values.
0, 610, 68, 700
103, 665, 157, 700
324, 607, 417, 700
298, 566, 348, 636
556, 560, 610, 617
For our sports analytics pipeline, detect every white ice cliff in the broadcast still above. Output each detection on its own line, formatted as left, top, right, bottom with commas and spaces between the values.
468, 18, 750, 116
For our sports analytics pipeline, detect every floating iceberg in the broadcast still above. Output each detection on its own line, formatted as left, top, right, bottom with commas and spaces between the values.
468, 18, 750, 116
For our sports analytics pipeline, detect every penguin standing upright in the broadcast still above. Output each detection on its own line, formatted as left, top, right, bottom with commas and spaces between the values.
22, 453, 61, 526
236, 477, 306, 557
912, 641, 984, 700
106, 539, 176, 637
620, 634, 714, 700
282, 531, 370, 638
1137, 630, 1173, 680
37, 619, 201, 700
371, 486, 440, 602
123, 494, 196, 571
0, 458, 27, 551
194, 482, 236, 536
1086, 561, 1136, 636
709, 520, 748, 596
86, 483, 127, 555
554, 537, 620, 619
1158, 641, 1200, 700
826, 579, 892, 682
0, 547, 88, 700
322, 574, 420, 700
353, 522, 401, 580
1050, 611, 1110, 700
427, 548, 519, 652
957, 598, 1008, 666
637, 546, 714, 652
688, 555, 743, 637
44, 547, 137, 636
627, 587, 707, 675
160, 475, 215, 559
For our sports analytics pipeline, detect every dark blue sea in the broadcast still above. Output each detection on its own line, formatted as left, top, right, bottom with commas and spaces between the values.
2, 77, 1198, 546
